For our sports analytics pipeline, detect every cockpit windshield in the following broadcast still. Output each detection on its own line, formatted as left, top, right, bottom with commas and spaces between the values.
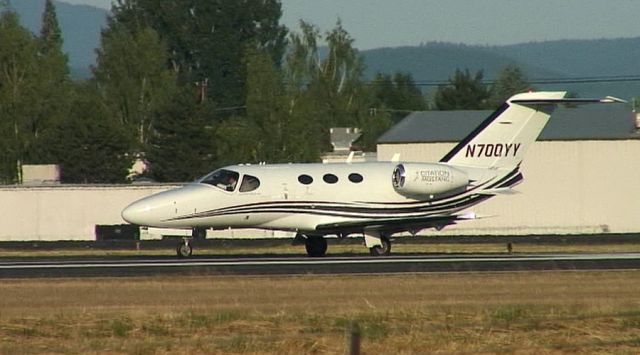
198, 169, 240, 192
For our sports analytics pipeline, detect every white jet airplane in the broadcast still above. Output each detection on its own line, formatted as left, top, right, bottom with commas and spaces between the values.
122, 91, 624, 257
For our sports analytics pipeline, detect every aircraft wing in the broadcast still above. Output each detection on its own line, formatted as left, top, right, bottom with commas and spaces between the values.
315, 213, 477, 235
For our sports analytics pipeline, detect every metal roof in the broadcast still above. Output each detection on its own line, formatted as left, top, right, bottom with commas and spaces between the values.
377, 105, 638, 144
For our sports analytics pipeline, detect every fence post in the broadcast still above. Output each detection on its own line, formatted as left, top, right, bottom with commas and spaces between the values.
349, 321, 360, 355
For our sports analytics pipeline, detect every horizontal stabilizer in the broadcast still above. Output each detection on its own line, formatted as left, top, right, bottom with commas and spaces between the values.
510, 95, 627, 105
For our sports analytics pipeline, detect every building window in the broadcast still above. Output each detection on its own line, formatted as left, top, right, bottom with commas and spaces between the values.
348, 173, 363, 183
298, 174, 313, 185
323, 174, 338, 184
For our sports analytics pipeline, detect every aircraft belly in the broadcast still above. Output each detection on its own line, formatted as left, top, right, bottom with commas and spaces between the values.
195, 213, 282, 229
257, 214, 356, 232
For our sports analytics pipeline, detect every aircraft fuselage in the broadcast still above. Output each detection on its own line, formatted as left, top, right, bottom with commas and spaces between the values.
122, 161, 495, 233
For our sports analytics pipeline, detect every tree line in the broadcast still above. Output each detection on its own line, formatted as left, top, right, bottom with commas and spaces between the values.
0, 0, 530, 184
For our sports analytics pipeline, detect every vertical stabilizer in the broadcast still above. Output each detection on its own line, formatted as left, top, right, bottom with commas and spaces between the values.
440, 92, 567, 169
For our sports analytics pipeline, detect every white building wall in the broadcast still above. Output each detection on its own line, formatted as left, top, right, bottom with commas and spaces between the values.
0, 185, 178, 241
0, 184, 295, 241
0, 139, 638, 241
378, 140, 640, 235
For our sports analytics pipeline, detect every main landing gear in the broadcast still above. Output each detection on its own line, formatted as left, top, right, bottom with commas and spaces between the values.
304, 235, 328, 257
364, 232, 392, 256
297, 232, 392, 257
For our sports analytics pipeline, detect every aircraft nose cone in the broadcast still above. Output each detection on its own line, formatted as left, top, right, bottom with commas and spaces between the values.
121, 200, 149, 225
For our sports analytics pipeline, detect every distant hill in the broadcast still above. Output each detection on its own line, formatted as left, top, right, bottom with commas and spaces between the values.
10, 1, 640, 98
11, 0, 108, 79
362, 43, 563, 81
361, 39, 640, 99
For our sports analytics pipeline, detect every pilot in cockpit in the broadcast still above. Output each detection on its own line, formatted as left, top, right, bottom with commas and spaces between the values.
225, 175, 237, 191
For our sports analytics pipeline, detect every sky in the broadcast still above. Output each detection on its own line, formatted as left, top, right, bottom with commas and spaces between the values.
60, 0, 640, 49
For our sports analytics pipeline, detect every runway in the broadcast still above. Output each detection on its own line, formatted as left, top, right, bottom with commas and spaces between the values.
1, 252, 640, 278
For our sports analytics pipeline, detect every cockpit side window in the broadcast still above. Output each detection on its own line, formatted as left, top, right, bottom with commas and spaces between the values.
199, 169, 240, 192
239, 174, 260, 192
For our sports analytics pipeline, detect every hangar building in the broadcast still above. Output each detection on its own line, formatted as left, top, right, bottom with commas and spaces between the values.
377, 104, 640, 235
0, 104, 638, 241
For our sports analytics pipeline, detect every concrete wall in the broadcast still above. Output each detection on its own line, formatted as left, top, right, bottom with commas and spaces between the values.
0, 185, 176, 241
1, 139, 638, 241
378, 140, 640, 235
0, 184, 295, 241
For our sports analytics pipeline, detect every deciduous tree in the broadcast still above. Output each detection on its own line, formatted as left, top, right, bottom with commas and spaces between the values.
110, 0, 287, 110
433, 69, 490, 110
370, 72, 426, 122
488, 64, 532, 108
94, 24, 176, 148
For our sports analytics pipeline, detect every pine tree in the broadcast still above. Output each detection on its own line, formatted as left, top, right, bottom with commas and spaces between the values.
146, 87, 217, 182
28, 0, 71, 164
0, 11, 39, 183
42, 83, 133, 183
244, 47, 286, 162
40, 0, 63, 55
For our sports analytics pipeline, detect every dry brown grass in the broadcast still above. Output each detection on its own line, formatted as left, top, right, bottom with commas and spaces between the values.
1, 271, 640, 353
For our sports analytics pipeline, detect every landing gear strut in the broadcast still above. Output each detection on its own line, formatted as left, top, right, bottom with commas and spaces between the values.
304, 235, 328, 257
364, 232, 391, 256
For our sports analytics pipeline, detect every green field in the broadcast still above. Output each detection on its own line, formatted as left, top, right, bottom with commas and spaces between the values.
1, 271, 640, 354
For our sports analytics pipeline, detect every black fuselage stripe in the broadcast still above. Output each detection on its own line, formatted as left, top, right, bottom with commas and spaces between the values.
167, 194, 490, 222
439, 103, 510, 163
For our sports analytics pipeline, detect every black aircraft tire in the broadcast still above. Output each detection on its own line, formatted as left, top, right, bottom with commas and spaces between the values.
177, 241, 193, 258
369, 237, 391, 256
305, 236, 328, 257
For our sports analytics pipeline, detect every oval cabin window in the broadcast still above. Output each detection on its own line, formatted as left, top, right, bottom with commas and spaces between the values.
239, 175, 260, 192
348, 173, 363, 183
298, 174, 313, 185
323, 174, 338, 184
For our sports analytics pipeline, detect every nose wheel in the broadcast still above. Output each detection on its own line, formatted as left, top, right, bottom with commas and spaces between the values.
176, 239, 193, 258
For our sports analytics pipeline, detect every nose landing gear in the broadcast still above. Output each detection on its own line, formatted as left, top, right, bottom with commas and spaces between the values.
176, 228, 206, 258
176, 238, 193, 258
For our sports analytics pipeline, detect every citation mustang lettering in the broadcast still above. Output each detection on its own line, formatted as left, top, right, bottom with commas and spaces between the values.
122, 92, 624, 257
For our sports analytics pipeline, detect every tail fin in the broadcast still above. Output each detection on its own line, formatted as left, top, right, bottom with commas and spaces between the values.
440, 91, 624, 169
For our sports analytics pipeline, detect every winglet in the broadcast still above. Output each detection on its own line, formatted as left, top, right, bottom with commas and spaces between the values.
603, 96, 627, 104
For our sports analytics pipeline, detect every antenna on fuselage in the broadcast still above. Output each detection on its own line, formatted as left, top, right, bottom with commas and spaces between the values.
346, 151, 355, 164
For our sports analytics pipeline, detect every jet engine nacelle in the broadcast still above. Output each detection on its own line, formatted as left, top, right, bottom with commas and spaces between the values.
392, 163, 469, 199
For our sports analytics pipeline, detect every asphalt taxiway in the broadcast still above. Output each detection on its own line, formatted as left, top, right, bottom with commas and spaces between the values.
1, 252, 640, 278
